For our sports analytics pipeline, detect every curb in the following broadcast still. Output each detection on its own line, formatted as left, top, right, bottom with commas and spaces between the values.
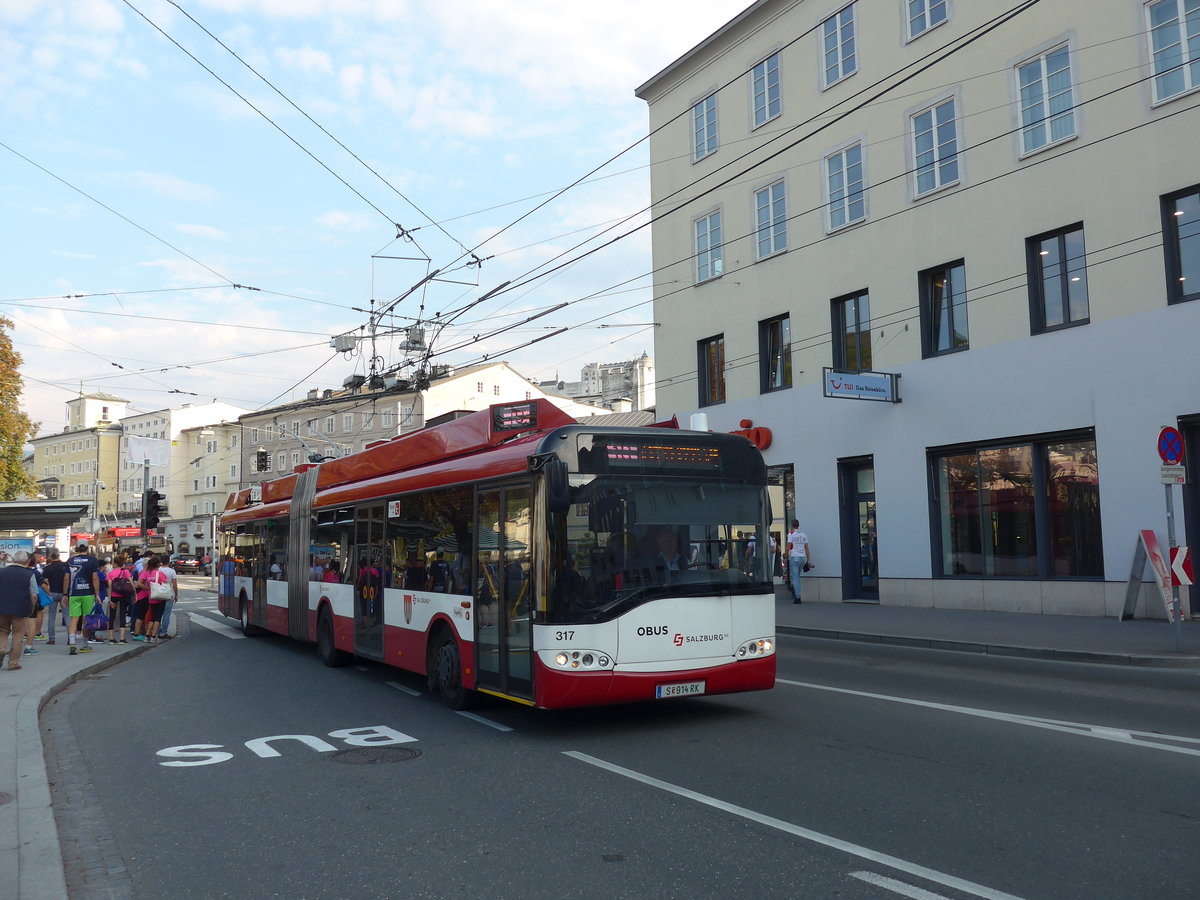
16, 642, 155, 900
777, 625, 1200, 669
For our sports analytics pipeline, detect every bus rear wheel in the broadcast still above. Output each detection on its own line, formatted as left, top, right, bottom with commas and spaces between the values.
429, 628, 472, 709
317, 609, 350, 667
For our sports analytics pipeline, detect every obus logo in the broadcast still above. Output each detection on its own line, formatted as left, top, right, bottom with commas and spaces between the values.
636, 625, 669, 637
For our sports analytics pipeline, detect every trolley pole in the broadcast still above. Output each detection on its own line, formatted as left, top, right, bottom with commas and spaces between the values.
139, 457, 149, 550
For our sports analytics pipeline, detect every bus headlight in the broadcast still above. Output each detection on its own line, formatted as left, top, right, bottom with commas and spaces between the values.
546, 649, 613, 670
736, 638, 775, 658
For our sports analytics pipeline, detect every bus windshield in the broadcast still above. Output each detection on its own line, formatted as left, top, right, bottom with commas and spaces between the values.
545, 473, 771, 624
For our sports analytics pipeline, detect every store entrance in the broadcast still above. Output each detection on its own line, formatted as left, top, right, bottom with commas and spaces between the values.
839, 457, 878, 602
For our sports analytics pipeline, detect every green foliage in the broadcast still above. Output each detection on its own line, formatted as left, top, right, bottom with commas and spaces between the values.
0, 317, 39, 500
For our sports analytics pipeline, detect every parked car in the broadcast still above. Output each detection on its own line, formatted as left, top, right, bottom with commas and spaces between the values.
173, 554, 201, 574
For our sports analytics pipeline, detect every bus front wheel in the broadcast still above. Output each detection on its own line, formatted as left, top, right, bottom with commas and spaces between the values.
429, 628, 472, 709
239, 598, 258, 636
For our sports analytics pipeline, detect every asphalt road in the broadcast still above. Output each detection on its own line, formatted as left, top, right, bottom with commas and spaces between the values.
42, 585, 1200, 900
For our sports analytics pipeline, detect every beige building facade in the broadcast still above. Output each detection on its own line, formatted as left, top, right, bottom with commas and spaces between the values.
30, 393, 127, 534
637, 0, 1200, 616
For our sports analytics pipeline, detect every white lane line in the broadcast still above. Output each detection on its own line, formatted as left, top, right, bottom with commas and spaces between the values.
565, 752, 1023, 900
455, 710, 513, 732
852, 870, 953, 900
777, 679, 1200, 759
186, 612, 246, 639
386, 681, 421, 696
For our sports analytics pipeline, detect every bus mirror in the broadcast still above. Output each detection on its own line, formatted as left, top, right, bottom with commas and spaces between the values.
545, 459, 570, 513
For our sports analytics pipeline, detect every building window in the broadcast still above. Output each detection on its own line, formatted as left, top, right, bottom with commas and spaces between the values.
822, 3, 857, 88
381, 410, 395, 429
363, 410, 374, 429
493, 385, 500, 396
907, 0, 948, 40
697, 335, 726, 407
1163, 184, 1200, 303
932, 434, 1102, 578
324, 416, 335, 434
693, 93, 718, 161
759, 315, 791, 393
343, 413, 354, 432
826, 142, 865, 230
751, 52, 781, 127
292, 451, 301, 466
911, 97, 959, 196
1028, 224, 1089, 331
277, 451, 287, 471
695, 210, 724, 282
476, 382, 484, 393
755, 180, 787, 259
1147, 0, 1200, 103
192, 479, 199, 492
206, 475, 217, 489
919, 260, 968, 357
832, 291, 872, 371
250, 428, 259, 444
229, 464, 237, 478
1017, 44, 1075, 155
290, 420, 300, 436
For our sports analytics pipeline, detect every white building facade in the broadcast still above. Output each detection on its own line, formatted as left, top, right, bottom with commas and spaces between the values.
636, 0, 1200, 617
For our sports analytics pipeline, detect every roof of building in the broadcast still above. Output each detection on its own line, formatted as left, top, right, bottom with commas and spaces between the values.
78, 392, 128, 402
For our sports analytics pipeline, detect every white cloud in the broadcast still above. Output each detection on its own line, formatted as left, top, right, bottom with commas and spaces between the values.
314, 210, 375, 232
123, 172, 218, 204
275, 45, 333, 75
175, 224, 228, 241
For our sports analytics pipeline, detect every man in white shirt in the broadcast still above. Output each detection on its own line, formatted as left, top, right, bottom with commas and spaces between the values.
787, 520, 811, 604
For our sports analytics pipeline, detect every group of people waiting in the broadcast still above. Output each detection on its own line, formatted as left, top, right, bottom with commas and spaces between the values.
1, 543, 181, 670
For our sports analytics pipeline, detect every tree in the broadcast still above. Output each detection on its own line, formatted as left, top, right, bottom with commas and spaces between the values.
0, 316, 38, 500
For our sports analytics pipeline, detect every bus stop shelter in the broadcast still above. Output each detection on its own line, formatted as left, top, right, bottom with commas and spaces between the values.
0, 500, 89, 532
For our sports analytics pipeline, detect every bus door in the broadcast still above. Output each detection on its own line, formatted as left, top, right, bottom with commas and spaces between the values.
475, 483, 533, 700
353, 504, 387, 660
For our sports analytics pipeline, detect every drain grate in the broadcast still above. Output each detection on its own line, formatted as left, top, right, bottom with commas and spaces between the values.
330, 747, 422, 765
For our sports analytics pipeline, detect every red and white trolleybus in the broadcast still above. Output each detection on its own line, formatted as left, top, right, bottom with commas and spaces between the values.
217, 399, 776, 709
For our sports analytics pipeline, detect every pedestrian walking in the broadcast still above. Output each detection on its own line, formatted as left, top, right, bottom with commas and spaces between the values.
787, 519, 811, 604
137, 556, 172, 644
20, 550, 47, 657
42, 549, 68, 645
65, 543, 102, 655
1, 551, 39, 670
157, 558, 178, 639
105, 554, 136, 643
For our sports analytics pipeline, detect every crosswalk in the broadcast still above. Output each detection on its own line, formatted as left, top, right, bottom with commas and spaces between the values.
177, 593, 245, 639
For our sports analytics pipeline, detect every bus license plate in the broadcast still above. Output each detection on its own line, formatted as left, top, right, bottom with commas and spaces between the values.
656, 681, 705, 699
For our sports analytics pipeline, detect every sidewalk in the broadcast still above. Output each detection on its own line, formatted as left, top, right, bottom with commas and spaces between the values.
1, 636, 152, 900
774, 587, 1200, 667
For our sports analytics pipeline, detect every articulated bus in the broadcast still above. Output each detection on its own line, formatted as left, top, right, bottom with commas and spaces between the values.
218, 399, 776, 709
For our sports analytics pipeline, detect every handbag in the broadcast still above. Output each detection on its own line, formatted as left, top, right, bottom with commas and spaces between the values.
37, 586, 53, 608
148, 573, 173, 602
84, 602, 110, 632
802, 561, 813, 572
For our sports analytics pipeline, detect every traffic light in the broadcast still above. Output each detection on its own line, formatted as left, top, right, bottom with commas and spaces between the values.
256, 448, 269, 472
144, 489, 167, 531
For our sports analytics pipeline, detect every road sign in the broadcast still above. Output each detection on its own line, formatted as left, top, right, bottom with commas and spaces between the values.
1161, 465, 1187, 484
1170, 546, 1193, 586
1158, 426, 1185, 465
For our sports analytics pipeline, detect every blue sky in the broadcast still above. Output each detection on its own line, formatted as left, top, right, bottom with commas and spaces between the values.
2, 0, 739, 433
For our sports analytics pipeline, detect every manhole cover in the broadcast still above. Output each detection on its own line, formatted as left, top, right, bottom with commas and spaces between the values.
330, 747, 421, 765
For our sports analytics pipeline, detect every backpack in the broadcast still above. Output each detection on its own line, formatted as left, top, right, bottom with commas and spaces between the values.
111, 569, 134, 599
